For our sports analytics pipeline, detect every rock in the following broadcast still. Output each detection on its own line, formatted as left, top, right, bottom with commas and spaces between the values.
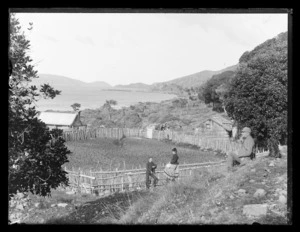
66, 190, 75, 195
51, 204, 56, 207
278, 195, 287, 204
243, 204, 268, 217
279, 190, 287, 196
16, 204, 24, 211
34, 203, 40, 208
229, 195, 234, 199
16, 192, 24, 198
249, 179, 255, 183
269, 162, 275, 167
9, 212, 22, 220
251, 169, 256, 172
57, 203, 68, 208
237, 189, 247, 195
253, 189, 266, 198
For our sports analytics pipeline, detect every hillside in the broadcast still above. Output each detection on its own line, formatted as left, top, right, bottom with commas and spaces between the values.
10, 151, 288, 224
31, 74, 112, 92
114, 83, 152, 91
152, 64, 238, 90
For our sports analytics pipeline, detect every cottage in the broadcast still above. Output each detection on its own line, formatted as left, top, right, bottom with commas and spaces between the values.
196, 115, 233, 139
38, 111, 86, 131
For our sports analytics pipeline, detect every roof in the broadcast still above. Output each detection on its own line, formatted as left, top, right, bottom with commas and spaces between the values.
201, 115, 233, 131
38, 111, 79, 126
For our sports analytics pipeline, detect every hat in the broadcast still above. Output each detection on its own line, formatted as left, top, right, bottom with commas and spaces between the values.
172, 148, 177, 152
242, 127, 251, 133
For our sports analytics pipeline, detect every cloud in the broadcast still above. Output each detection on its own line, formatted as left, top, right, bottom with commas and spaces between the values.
42, 34, 59, 43
75, 35, 95, 46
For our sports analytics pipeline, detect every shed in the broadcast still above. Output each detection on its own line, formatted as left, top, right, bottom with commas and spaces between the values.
145, 123, 158, 139
38, 111, 86, 131
196, 115, 233, 138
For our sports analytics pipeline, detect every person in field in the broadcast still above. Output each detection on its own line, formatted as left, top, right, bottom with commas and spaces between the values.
146, 157, 158, 189
227, 127, 255, 171
164, 148, 179, 182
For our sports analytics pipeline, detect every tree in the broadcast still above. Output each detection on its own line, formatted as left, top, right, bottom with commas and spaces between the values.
224, 32, 287, 158
103, 99, 117, 120
8, 14, 70, 199
71, 103, 81, 111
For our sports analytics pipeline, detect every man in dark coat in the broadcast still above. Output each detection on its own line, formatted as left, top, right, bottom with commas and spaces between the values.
170, 147, 179, 165
146, 158, 158, 189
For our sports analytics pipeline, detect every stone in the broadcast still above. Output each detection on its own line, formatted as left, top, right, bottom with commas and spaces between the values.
66, 190, 75, 195
16, 192, 24, 198
237, 189, 247, 195
57, 203, 68, 208
34, 203, 40, 208
253, 189, 266, 198
229, 195, 234, 199
251, 169, 256, 172
269, 162, 275, 167
249, 179, 255, 183
279, 190, 287, 196
278, 195, 287, 204
243, 204, 268, 218
16, 204, 24, 211
51, 204, 56, 207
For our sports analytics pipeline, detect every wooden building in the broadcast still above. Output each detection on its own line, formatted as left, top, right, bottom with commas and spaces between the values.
195, 115, 233, 139
38, 111, 86, 131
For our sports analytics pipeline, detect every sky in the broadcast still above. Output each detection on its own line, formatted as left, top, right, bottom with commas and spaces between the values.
15, 12, 288, 86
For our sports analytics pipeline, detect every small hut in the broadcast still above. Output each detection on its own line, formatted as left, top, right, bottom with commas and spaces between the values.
196, 115, 233, 139
145, 123, 159, 139
38, 111, 86, 131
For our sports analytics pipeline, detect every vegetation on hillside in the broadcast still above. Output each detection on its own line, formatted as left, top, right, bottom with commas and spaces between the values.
8, 14, 70, 199
81, 98, 219, 133
224, 32, 288, 157
199, 70, 236, 112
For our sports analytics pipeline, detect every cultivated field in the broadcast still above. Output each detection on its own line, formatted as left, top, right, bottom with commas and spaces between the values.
65, 137, 223, 171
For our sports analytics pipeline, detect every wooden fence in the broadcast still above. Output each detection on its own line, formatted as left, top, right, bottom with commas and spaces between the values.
62, 127, 266, 155
65, 160, 227, 196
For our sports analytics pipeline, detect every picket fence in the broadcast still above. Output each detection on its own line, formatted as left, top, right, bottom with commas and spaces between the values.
62, 127, 265, 154
64, 160, 227, 196
62, 127, 269, 196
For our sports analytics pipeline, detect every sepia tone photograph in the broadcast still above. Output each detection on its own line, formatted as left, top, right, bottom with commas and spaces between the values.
8, 8, 290, 225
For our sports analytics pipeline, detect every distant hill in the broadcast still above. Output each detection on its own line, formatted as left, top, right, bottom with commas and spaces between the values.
152, 64, 238, 90
30, 74, 112, 93
114, 83, 152, 91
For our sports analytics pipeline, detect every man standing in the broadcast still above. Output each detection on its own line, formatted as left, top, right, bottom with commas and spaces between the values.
146, 158, 158, 189
227, 127, 255, 171
170, 148, 179, 165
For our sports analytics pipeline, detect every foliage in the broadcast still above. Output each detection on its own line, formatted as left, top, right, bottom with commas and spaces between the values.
71, 103, 81, 111
200, 70, 235, 112
8, 14, 70, 199
103, 99, 118, 120
224, 32, 287, 157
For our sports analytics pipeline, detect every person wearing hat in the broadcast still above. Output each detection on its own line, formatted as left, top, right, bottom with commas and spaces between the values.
227, 127, 255, 171
170, 148, 179, 165
146, 157, 158, 189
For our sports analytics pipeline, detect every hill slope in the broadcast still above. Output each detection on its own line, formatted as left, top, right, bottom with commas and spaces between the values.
152, 64, 238, 90
31, 74, 112, 92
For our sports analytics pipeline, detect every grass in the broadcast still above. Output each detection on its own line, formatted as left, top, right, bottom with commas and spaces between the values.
20, 155, 288, 224
65, 137, 222, 171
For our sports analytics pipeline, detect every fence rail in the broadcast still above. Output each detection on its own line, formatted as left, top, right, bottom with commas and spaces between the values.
63, 127, 267, 155
65, 160, 227, 196
62, 127, 269, 196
